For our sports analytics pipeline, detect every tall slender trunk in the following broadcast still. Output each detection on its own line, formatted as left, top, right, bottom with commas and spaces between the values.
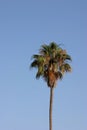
49, 87, 54, 130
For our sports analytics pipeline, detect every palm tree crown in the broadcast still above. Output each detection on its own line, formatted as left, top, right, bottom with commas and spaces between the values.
30, 42, 72, 88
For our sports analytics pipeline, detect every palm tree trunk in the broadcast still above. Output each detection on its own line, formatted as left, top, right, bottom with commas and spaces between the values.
49, 87, 54, 130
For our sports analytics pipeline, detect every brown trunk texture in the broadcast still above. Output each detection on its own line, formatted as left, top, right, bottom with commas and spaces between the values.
49, 87, 54, 130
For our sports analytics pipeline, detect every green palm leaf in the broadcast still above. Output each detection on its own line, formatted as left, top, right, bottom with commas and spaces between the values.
30, 42, 72, 87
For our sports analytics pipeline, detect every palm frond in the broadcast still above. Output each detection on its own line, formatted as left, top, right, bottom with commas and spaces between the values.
36, 72, 41, 79
65, 54, 72, 61
40, 44, 50, 55
30, 42, 72, 87
30, 60, 38, 68
32, 54, 39, 58
32, 54, 43, 60
50, 42, 58, 49
55, 71, 63, 80
59, 63, 72, 73
49, 42, 62, 50
36, 66, 44, 79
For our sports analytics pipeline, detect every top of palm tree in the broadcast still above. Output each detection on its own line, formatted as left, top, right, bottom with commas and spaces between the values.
30, 42, 72, 88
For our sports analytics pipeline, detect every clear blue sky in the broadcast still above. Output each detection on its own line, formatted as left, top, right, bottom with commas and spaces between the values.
0, 0, 87, 130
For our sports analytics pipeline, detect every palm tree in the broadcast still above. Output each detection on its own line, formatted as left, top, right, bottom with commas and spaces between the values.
30, 42, 72, 130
